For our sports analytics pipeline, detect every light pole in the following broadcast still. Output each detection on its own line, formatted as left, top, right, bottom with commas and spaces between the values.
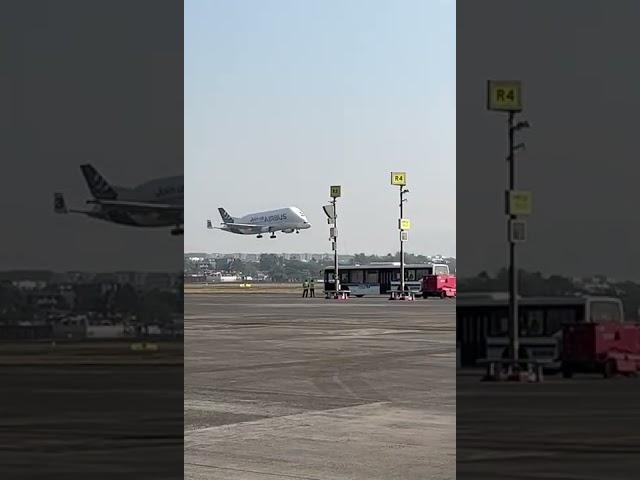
400, 186, 409, 294
487, 80, 530, 371
327, 185, 341, 297
332, 194, 339, 296
507, 116, 530, 365
391, 172, 409, 298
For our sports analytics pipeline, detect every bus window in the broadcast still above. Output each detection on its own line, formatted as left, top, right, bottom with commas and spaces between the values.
325, 270, 336, 282
406, 270, 416, 281
340, 272, 349, 284
350, 269, 364, 283
433, 265, 449, 275
520, 309, 544, 336
416, 269, 430, 279
461, 311, 489, 343
589, 301, 623, 323
366, 270, 378, 284
489, 309, 508, 336
393, 271, 401, 281
545, 307, 580, 334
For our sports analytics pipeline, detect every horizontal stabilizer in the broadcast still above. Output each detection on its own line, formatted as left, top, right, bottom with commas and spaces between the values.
54, 193, 68, 214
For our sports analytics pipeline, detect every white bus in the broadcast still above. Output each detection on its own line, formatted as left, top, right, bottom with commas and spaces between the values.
457, 295, 624, 370
323, 263, 450, 296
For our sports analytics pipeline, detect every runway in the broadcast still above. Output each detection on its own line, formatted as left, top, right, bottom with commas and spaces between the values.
457, 370, 640, 479
185, 294, 455, 480
0, 363, 183, 479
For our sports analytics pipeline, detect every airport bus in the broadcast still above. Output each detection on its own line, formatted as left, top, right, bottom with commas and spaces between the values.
457, 294, 624, 369
323, 263, 450, 296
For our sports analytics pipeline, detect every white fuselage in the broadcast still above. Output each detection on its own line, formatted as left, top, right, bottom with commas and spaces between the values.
90, 177, 183, 227
223, 207, 310, 235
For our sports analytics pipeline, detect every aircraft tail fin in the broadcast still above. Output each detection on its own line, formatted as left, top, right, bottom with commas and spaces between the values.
54, 193, 68, 214
218, 207, 234, 224
80, 164, 118, 199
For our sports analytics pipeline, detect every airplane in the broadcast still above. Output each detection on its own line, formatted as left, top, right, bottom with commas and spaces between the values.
207, 206, 311, 238
54, 164, 184, 235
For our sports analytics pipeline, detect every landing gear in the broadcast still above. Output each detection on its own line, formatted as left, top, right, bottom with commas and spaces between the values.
270, 233, 277, 239
257, 234, 263, 238
296, 230, 300, 234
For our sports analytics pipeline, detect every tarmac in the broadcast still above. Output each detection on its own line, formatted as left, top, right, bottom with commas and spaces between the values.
457, 370, 640, 479
185, 293, 455, 480
0, 362, 184, 479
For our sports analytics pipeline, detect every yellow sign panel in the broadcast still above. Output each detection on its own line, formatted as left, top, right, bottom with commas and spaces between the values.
330, 185, 341, 198
508, 190, 532, 216
487, 80, 522, 111
391, 172, 407, 186
399, 218, 411, 230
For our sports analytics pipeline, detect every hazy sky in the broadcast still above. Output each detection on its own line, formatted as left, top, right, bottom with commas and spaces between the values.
0, 1, 182, 272
458, 0, 640, 280
185, 0, 456, 256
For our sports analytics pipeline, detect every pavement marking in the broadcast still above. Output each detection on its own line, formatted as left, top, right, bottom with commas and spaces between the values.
185, 462, 323, 480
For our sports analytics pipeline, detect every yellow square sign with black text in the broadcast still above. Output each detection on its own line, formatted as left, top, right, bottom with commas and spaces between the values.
487, 80, 522, 111
330, 185, 341, 198
507, 190, 532, 216
391, 172, 407, 186
399, 218, 411, 230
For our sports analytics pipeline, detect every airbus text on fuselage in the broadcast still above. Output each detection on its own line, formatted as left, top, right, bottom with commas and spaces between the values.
207, 207, 310, 238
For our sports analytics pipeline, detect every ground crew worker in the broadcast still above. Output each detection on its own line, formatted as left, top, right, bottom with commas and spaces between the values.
309, 278, 315, 297
302, 279, 309, 297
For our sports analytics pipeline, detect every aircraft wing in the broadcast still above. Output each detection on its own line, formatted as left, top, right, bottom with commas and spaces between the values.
226, 223, 271, 233
87, 199, 182, 211
207, 218, 270, 234
213, 222, 269, 234
55, 193, 93, 215
226, 222, 265, 228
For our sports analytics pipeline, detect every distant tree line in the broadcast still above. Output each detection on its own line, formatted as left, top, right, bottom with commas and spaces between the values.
186, 253, 455, 283
351, 252, 455, 272
76, 284, 182, 325
0, 283, 35, 323
461, 269, 640, 320
0, 281, 181, 326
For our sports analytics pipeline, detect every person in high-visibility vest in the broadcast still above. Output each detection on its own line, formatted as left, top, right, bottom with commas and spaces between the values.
302, 279, 309, 297
309, 278, 315, 297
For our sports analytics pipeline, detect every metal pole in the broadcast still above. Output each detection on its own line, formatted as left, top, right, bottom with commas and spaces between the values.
508, 111, 519, 365
400, 186, 405, 295
333, 197, 340, 296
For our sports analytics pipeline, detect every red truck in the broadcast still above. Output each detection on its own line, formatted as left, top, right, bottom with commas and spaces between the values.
561, 322, 640, 378
421, 274, 456, 299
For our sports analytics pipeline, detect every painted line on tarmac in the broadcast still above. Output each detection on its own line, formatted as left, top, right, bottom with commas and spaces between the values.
185, 462, 322, 480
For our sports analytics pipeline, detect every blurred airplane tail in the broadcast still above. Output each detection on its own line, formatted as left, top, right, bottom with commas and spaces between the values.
218, 207, 234, 224
80, 164, 118, 199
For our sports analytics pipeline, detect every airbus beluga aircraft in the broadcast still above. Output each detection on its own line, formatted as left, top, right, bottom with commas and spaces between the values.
54, 164, 184, 235
207, 207, 310, 238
